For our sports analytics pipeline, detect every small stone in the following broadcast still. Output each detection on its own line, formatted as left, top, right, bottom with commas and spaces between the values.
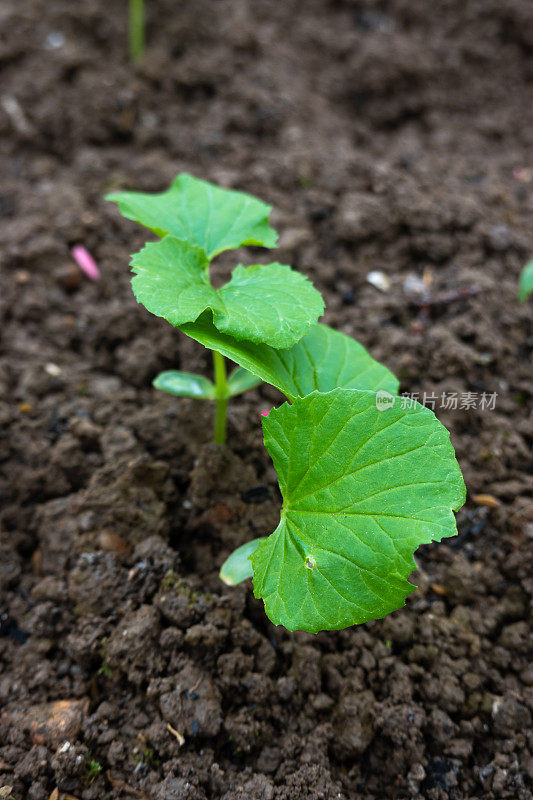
44, 362, 61, 377
342, 289, 355, 305
45, 31, 65, 49
366, 270, 391, 292
97, 531, 131, 558
10, 699, 90, 747
15, 269, 30, 284
403, 274, 428, 298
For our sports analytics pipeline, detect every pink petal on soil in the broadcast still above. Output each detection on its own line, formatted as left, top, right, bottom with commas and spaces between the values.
71, 245, 100, 281
260, 409, 271, 418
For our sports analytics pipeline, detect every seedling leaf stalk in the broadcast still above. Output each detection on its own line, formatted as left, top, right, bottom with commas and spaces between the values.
108, 174, 466, 633
213, 350, 229, 445
518, 259, 533, 302
129, 0, 145, 63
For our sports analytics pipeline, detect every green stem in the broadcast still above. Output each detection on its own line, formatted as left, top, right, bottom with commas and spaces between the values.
213, 351, 228, 444
129, 0, 145, 63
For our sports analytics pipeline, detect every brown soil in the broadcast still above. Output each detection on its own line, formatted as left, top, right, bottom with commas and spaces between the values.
1, 0, 532, 798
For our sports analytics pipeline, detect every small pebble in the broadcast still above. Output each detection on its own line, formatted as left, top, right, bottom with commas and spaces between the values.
404, 274, 427, 297
45, 31, 65, 49
15, 269, 30, 284
366, 270, 390, 292
44, 362, 61, 377
342, 290, 355, 305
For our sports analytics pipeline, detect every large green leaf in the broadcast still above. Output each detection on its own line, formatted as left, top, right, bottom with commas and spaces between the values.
181, 314, 398, 399
107, 173, 278, 259
130, 236, 324, 348
251, 389, 465, 633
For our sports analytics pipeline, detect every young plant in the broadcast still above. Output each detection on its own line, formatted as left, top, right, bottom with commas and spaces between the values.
519, 259, 533, 302
107, 174, 324, 443
84, 758, 102, 786
129, 0, 145, 63
108, 174, 466, 633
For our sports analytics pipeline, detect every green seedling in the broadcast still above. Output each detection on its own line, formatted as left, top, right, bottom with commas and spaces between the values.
135, 746, 160, 771
129, 0, 145, 63
518, 259, 533, 302
108, 173, 466, 633
98, 658, 113, 677
85, 758, 102, 785
107, 173, 324, 443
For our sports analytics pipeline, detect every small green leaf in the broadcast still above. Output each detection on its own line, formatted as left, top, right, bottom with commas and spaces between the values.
153, 370, 216, 399
131, 236, 324, 348
227, 367, 262, 397
107, 173, 278, 259
251, 389, 465, 633
131, 236, 213, 323
518, 259, 533, 302
219, 538, 265, 586
219, 263, 324, 348
181, 314, 398, 399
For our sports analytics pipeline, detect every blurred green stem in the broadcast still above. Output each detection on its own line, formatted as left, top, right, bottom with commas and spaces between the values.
129, 0, 145, 63
213, 351, 228, 444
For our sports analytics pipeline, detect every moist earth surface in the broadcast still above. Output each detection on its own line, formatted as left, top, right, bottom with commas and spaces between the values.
0, 0, 532, 798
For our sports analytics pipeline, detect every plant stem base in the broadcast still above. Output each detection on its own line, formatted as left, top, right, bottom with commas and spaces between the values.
213, 351, 228, 444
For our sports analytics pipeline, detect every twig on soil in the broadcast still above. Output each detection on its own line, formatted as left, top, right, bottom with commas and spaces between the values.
106, 771, 150, 799
48, 788, 81, 800
409, 285, 482, 331
409, 285, 482, 308
188, 676, 203, 694
472, 493, 500, 508
166, 722, 185, 747
1, 96, 35, 138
